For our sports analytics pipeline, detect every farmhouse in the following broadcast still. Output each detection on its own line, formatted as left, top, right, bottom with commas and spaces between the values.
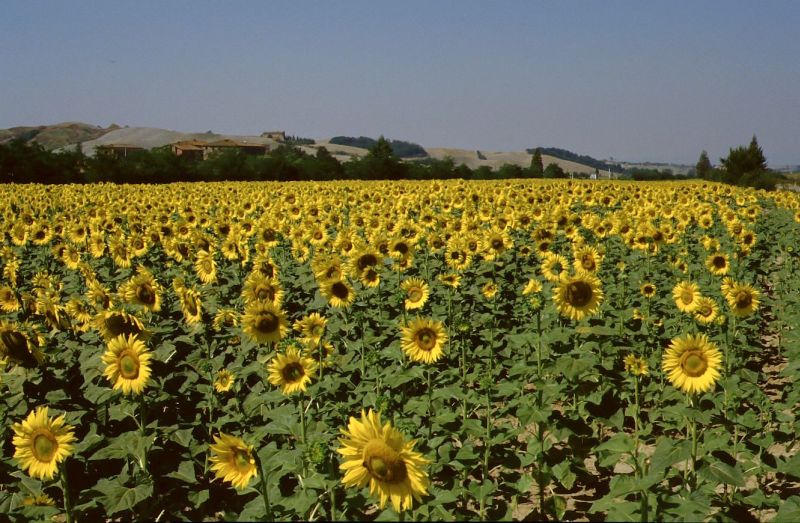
95, 143, 144, 159
200, 139, 269, 159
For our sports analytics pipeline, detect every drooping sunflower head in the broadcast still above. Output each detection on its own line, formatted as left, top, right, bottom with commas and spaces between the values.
522, 278, 543, 296
672, 281, 701, 313
400, 317, 448, 364
241, 273, 284, 308
213, 308, 239, 331
553, 271, 604, 321
438, 272, 461, 288
400, 278, 430, 310
209, 433, 258, 490
0, 321, 45, 368
662, 333, 722, 395
242, 302, 288, 345
267, 345, 316, 395
93, 310, 146, 342
101, 334, 152, 395
337, 409, 430, 514
481, 280, 498, 300
12, 406, 76, 480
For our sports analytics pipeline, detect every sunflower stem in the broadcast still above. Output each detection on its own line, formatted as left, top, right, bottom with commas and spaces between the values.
139, 394, 149, 476
60, 462, 74, 523
299, 397, 307, 446
536, 309, 543, 377
257, 455, 273, 521
327, 453, 337, 522
426, 367, 434, 441
688, 395, 698, 492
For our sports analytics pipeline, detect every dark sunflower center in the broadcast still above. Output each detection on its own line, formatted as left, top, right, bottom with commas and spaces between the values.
185, 298, 199, 316
282, 362, 305, 382
415, 328, 437, 351
357, 254, 378, 271
713, 256, 726, 269
256, 287, 274, 301
137, 284, 155, 305
332, 282, 349, 299
680, 350, 708, 377
680, 290, 694, 304
644, 285, 654, 295
491, 239, 503, 250
257, 313, 279, 333
581, 254, 596, 271
33, 432, 57, 462
233, 449, 252, 472
565, 281, 593, 307
408, 289, 423, 302
735, 291, 752, 308
119, 352, 140, 379
105, 315, 141, 337
310, 324, 324, 337
394, 243, 409, 255
362, 440, 407, 483
698, 305, 712, 317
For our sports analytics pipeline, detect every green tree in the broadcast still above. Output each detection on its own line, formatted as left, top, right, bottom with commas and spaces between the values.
696, 150, 713, 179
720, 135, 768, 185
529, 148, 544, 178
543, 162, 567, 178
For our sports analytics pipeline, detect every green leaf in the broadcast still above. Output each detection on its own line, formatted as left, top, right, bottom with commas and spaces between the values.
166, 460, 197, 483
774, 496, 800, 522
706, 460, 745, 487
96, 480, 154, 516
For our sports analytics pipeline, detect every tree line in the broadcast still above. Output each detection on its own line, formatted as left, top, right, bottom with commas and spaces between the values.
0, 135, 785, 188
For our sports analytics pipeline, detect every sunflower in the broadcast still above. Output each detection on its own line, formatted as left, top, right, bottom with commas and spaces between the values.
195, 250, 217, 284
724, 281, 760, 317
482, 280, 498, 300
12, 406, 76, 481
0, 286, 19, 312
337, 409, 430, 514
400, 317, 447, 364
640, 282, 657, 299
481, 230, 512, 261
213, 308, 239, 331
242, 302, 288, 344
437, 272, 461, 289
672, 281, 701, 313
293, 312, 327, 346
304, 340, 335, 367
553, 271, 604, 321
693, 296, 719, 325
662, 334, 722, 394
267, 345, 316, 395
321, 279, 356, 309
241, 273, 284, 307
101, 334, 152, 395
623, 354, 649, 376
541, 253, 569, 283
0, 321, 44, 368
209, 433, 258, 490
573, 245, 602, 273
705, 252, 730, 276
214, 369, 235, 393
93, 310, 146, 341
178, 287, 204, 326
359, 266, 381, 288
120, 267, 162, 312
522, 278, 542, 295
22, 494, 56, 507
400, 278, 430, 310
350, 248, 383, 279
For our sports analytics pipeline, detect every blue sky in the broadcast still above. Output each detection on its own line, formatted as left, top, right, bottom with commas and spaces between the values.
1, 1, 798, 164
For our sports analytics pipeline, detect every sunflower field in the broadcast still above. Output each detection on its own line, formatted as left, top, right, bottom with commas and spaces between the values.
1, 179, 800, 522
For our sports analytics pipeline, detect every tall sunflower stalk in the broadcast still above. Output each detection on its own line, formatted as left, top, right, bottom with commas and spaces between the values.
60, 462, 74, 523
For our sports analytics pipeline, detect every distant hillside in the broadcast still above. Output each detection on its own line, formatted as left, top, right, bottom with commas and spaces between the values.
0, 122, 118, 150
526, 147, 623, 173
329, 136, 428, 158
